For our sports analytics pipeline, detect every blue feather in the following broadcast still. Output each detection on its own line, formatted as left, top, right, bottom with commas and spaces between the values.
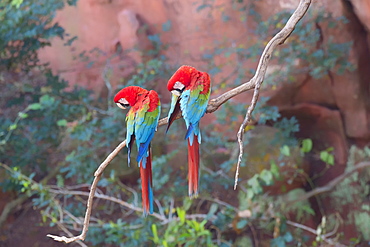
137, 131, 154, 163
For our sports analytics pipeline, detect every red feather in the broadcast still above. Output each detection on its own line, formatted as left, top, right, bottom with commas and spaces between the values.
114, 86, 147, 106
140, 148, 153, 215
167, 65, 197, 91
187, 135, 200, 197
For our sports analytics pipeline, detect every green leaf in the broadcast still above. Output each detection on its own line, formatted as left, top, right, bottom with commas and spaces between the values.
57, 119, 68, 127
27, 103, 42, 110
207, 203, 218, 218
151, 224, 159, 243
11, 0, 23, 8
183, 197, 192, 211
18, 112, 28, 119
236, 219, 248, 229
247, 189, 254, 199
40, 94, 55, 106
301, 138, 313, 153
56, 174, 64, 187
196, 4, 211, 12
176, 207, 186, 224
65, 151, 76, 162
271, 236, 286, 247
270, 161, 280, 178
327, 155, 334, 165
284, 232, 293, 242
162, 20, 172, 32
64, 36, 78, 46
320, 151, 334, 165
247, 175, 263, 194
9, 124, 17, 131
280, 145, 290, 156
320, 151, 328, 162
260, 169, 273, 185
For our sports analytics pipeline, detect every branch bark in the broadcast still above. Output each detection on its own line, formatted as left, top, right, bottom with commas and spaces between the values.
47, 0, 312, 243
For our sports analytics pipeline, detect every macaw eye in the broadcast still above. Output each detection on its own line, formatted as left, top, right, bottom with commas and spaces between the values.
171, 81, 185, 96
116, 98, 130, 109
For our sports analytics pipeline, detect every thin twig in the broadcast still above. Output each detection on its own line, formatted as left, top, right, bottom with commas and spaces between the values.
47, 0, 312, 243
155, 199, 166, 219
234, 0, 311, 189
47, 176, 101, 243
44, 212, 88, 247
48, 189, 165, 221
286, 219, 345, 246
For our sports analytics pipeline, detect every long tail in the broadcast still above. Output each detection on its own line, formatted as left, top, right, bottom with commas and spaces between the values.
140, 147, 154, 216
187, 135, 200, 198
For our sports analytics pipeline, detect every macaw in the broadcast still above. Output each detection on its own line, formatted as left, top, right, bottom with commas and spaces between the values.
114, 86, 161, 215
166, 65, 211, 198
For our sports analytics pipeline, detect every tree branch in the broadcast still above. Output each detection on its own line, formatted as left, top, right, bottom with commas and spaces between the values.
286, 161, 370, 205
234, 0, 311, 189
47, 0, 312, 243
286, 217, 345, 246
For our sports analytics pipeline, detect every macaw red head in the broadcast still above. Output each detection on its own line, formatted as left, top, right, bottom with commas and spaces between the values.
167, 65, 198, 96
114, 86, 148, 109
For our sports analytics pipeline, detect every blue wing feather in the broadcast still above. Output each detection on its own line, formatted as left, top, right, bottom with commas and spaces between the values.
137, 130, 154, 163
180, 88, 208, 144
134, 98, 160, 164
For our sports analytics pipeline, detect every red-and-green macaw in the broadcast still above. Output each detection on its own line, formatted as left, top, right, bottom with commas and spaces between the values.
114, 86, 161, 215
166, 65, 211, 198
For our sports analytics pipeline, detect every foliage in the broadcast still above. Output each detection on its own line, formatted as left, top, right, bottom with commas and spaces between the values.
0, 72, 89, 184
0, 0, 77, 70
152, 208, 216, 247
255, 10, 354, 85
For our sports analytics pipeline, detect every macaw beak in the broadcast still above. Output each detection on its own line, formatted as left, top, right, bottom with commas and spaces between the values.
116, 103, 127, 109
171, 90, 181, 97
169, 93, 180, 113
166, 94, 181, 133
171, 93, 179, 102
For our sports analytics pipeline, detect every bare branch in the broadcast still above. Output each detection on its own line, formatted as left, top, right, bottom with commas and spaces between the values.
94, 140, 127, 177
49, 189, 166, 221
44, 211, 88, 247
286, 218, 345, 246
47, 175, 101, 243
234, 0, 311, 189
47, 0, 312, 243
286, 161, 370, 205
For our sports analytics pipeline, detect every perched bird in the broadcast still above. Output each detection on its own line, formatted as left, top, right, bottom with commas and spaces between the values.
166, 65, 211, 198
114, 86, 161, 215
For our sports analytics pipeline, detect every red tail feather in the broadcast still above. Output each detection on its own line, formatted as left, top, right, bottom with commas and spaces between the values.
140, 148, 153, 215
187, 135, 200, 197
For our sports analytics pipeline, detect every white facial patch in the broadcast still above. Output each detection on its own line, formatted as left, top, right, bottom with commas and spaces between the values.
171, 81, 185, 96
174, 81, 185, 91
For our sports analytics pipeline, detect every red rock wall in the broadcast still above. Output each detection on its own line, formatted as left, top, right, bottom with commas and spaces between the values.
39, 0, 370, 184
